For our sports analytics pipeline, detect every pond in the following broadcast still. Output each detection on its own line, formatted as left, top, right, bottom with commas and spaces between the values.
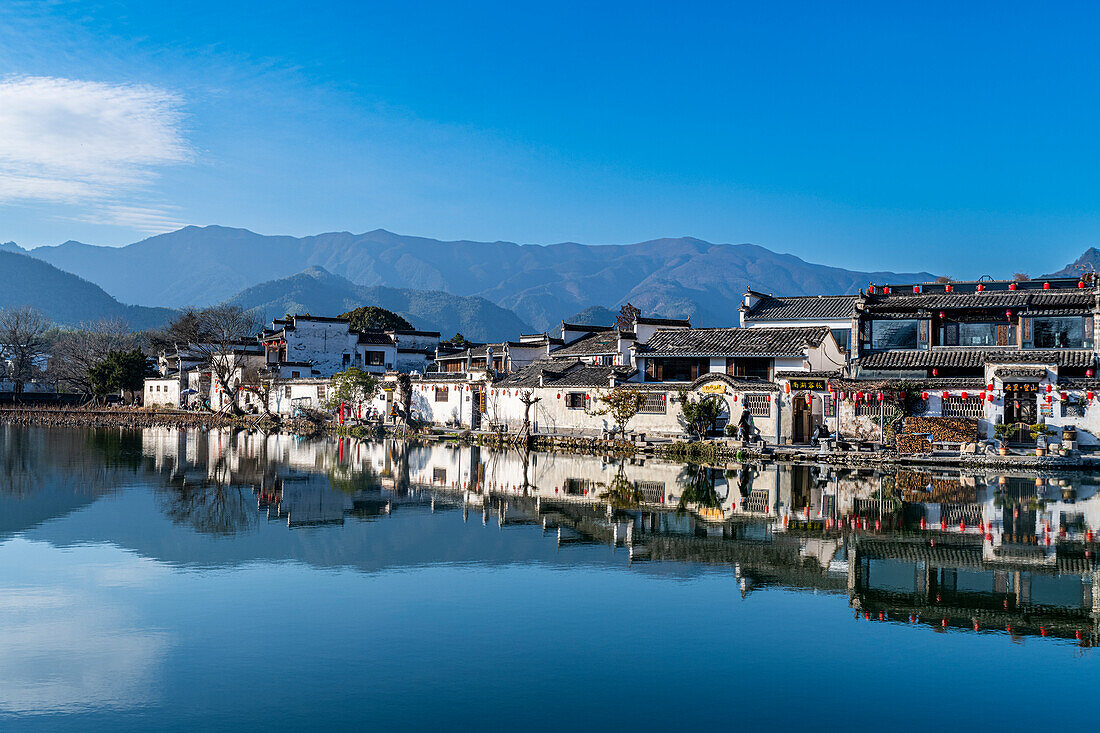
1, 425, 1098, 731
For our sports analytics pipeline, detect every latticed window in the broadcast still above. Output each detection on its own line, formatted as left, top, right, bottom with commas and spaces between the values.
566, 392, 587, 409
743, 394, 771, 417
317, 384, 326, 400
639, 392, 667, 414
432, 467, 447, 484
942, 396, 984, 418
434, 386, 449, 402
854, 402, 881, 417
634, 481, 666, 503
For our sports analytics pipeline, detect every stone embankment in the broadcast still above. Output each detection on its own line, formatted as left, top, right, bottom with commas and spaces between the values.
0, 406, 244, 431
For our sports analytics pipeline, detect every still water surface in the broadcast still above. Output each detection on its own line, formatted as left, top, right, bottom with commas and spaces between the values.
1, 426, 1099, 731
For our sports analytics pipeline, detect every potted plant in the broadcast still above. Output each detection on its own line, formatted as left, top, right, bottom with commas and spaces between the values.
993, 423, 1014, 456
1029, 423, 1053, 456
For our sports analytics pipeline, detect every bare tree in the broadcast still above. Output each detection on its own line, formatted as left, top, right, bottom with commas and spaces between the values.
49, 319, 137, 395
518, 389, 541, 439
239, 362, 285, 417
159, 305, 259, 415
393, 372, 414, 430
0, 307, 51, 393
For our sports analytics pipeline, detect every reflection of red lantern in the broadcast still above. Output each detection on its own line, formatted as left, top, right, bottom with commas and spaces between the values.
932, 368, 939, 377
921, 391, 929, 400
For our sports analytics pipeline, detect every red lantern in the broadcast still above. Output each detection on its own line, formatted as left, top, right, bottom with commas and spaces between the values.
1088, 391, 1095, 401
1046, 395, 1053, 404
980, 391, 986, 401
976, 283, 984, 292
856, 391, 864, 401
932, 368, 939, 377
938, 311, 946, 319
805, 393, 812, 406
986, 383, 994, 392
1080, 281, 1086, 289
784, 382, 791, 393
941, 391, 949, 400
921, 391, 929, 400
1009, 282, 1017, 290
986, 393, 994, 402
1005, 309, 1012, 318
913, 285, 921, 294
556, 393, 561, 399
1088, 368, 1095, 378
840, 391, 847, 400
1046, 384, 1053, 393
1060, 392, 1067, 401
945, 284, 953, 292
876, 392, 883, 402
961, 391, 968, 400
1043, 282, 1051, 290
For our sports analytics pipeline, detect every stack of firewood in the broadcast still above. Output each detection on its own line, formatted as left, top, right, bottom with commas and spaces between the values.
903, 417, 978, 443
895, 434, 933, 454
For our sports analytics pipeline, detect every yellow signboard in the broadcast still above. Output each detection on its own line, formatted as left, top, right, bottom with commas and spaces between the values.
699, 383, 727, 394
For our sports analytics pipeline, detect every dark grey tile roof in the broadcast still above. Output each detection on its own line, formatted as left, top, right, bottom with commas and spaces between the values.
640, 326, 830, 358
833, 377, 986, 389
550, 330, 623, 357
746, 294, 858, 321
357, 331, 396, 345
635, 316, 692, 327
774, 370, 843, 379
859, 348, 1096, 369
561, 322, 615, 332
993, 367, 1047, 380
689, 372, 779, 392
496, 359, 636, 388
865, 288, 1093, 313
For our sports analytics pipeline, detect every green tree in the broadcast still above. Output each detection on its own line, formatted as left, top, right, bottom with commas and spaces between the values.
339, 306, 413, 332
589, 386, 647, 436
89, 348, 150, 397
324, 367, 380, 411
677, 389, 723, 440
447, 332, 470, 346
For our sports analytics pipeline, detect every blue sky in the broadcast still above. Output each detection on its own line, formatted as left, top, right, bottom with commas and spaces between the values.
1, 1, 1098, 277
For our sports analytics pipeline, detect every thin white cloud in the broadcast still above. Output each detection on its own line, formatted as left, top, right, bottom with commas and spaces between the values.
0, 75, 192, 231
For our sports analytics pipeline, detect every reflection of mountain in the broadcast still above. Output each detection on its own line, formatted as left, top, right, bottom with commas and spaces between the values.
0, 427, 129, 537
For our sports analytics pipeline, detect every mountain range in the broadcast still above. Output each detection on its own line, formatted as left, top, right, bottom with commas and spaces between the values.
226, 267, 533, 341
4, 225, 940, 334
0, 251, 173, 330
4, 225, 1094, 340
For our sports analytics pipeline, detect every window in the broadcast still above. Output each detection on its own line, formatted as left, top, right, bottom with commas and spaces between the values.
342, 353, 351, 366
940, 322, 1014, 347
1063, 397, 1086, 418
432, 467, 447, 484
434, 386, 449, 402
728, 357, 770, 380
639, 392, 667, 414
291, 371, 300, 378
647, 358, 706, 381
284, 386, 292, 398
317, 384, 326, 400
942, 396, 984, 418
743, 393, 771, 417
1033, 317, 1088, 348
566, 392, 587, 409
854, 401, 880, 417
563, 478, 596, 496
830, 328, 852, 352
366, 351, 385, 366
634, 481, 666, 503
870, 319, 920, 350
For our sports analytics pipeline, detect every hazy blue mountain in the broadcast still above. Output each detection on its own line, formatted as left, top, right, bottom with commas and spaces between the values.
0, 251, 173, 330
1045, 249, 1100, 278
17, 225, 939, 330
225, 266, 534, 341
565, 306, 618, 327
